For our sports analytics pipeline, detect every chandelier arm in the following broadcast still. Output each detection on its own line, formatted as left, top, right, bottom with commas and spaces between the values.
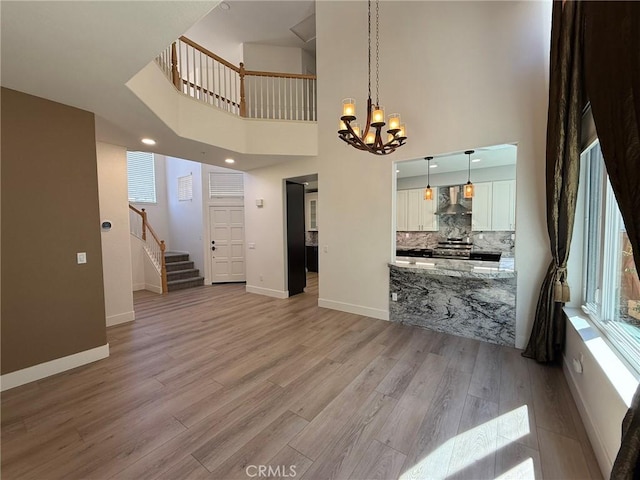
362, 97, 374, 139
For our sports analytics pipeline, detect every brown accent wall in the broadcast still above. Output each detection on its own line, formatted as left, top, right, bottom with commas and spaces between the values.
1, 88, 107, 374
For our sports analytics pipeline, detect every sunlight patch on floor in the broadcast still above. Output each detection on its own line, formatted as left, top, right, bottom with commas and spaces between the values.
494, 458, 536, 479
400, 405, 529, 480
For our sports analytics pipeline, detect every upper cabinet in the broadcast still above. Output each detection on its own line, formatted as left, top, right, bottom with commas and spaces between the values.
491, 180, 516, 231
472, 182, 493, 231
472, 180, 516, 231
305, 192, 318, 231
397, 188, 438, 231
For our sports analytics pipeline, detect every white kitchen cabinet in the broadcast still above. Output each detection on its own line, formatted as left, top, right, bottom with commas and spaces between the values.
398, 188, 438, 231
396, 190, 408, 231
472, 182, 493, 231
492, 180, 516, 230
305, 192, 318, 231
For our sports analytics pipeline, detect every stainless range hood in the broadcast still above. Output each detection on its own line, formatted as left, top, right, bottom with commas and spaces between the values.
435, 186, 471, 215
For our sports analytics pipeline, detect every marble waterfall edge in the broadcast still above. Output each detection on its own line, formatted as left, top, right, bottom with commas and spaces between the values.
389, 264, 516, 346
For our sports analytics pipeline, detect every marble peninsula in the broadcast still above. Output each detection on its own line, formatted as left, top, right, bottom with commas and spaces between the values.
389, 258, 516, 346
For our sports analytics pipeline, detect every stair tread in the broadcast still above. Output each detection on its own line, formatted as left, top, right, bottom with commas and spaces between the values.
167, 276, 205, 285
166, 269, 199, 275
165, 260, 193, 266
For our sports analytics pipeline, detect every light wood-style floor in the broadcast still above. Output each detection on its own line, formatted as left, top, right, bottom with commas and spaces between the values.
2, 273, 602, 480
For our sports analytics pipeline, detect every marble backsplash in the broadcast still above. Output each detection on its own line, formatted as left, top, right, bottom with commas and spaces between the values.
305, 231, 318, 245
397, 231, 515, 256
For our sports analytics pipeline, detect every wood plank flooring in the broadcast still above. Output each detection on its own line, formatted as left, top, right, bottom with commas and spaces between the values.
1, 273, 602, 479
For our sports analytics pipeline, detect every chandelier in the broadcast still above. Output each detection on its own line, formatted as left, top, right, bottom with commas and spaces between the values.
337, 0, 406, 155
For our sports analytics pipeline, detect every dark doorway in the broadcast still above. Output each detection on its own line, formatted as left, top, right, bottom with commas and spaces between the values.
286, 181, 306, 296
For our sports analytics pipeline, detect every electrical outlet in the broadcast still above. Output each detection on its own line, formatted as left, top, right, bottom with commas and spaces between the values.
323, 245, 329, 253
479, 234, 484, 239
259, 275, 263, 282
391, 292, 398, 301
77, 252, 87, 264
248, 243, 256, 249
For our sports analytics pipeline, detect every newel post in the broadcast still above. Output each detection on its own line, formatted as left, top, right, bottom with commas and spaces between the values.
160, 240, 168, 295
141, 208, 147, 241
171, 42, 180, 90
239, 62, 247, 117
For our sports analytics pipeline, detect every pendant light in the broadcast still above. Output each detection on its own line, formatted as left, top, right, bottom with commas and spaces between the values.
424, 156, 433, 200
464, 150, 474, 198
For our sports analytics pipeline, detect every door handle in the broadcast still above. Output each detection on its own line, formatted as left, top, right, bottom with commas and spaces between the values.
211, 246, 216, 251
211, 240, 215, 245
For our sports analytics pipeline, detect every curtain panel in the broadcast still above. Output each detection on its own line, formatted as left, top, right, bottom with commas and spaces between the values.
523, 0, 584, 363
583, 2, 640, 479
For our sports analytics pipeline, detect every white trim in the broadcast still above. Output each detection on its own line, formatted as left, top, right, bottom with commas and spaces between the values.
318, 298, 389, 321
106, 310, 135, 327
246, 285, 289, 299
563, 355, 612, 477
0, 344, 110, 392
133, 283, 146, 291
145, 284, 163, 294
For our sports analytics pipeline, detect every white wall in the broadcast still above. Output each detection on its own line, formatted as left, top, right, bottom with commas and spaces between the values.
244, 158, 318, 298
165, 156, 204, 273
131, 153, 171, 245
398, 164, 516, 190
96, 142, 135, 326
307, 0, 552, 341
243, 43, 304, 74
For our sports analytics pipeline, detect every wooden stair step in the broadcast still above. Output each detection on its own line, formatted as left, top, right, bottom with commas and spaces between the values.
167, 276, 205, 292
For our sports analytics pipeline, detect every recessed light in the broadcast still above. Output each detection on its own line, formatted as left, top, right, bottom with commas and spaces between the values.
220, 2, 230, 10
141, 138, 156, 145
472, 158, 482, 163
429, 164, 438, 168
225, 158, 235, 164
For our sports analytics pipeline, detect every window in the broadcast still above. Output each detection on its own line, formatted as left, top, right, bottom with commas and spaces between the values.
178, 174, 193, 201
582, 140, 640, 373
209, 172, 243, 198
127, 151, 156, 203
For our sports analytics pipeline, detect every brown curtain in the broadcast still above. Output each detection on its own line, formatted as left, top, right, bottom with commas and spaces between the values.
523, 0, 584, 364
583, 2, 640, 478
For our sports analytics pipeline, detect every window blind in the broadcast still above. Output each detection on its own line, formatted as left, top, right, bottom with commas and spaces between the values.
178, 174, 193, 201
209, 172, 244, 198
127, 151, 156, 203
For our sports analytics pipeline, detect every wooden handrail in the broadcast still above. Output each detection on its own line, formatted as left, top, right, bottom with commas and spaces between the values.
243, 69, 317, 80
129, 204, 168, 294
179, 36, 240, 72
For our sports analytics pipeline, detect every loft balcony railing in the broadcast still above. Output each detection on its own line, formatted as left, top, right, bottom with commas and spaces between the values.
156, 36, 317, 122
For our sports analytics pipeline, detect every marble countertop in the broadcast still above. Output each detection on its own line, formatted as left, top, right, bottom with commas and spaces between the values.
391, 256, 516, 279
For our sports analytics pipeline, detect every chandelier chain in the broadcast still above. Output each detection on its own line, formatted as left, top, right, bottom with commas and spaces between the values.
375, 0, 380, 106
368, 0, 372, 100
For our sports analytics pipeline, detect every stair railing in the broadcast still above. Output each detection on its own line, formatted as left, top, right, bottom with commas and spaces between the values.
129, 205, 168, 294
155, 36, 317, 122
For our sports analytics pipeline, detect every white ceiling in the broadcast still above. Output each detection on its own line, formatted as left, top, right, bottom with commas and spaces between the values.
0, 1, 315, 171
186, 0, 316, 63
396, 144, 517, 178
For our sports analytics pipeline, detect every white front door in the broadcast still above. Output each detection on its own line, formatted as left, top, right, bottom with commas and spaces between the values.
209, 205, 245, 283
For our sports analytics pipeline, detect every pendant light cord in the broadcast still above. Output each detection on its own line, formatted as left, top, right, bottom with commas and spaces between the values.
368, 0, 372, 100
467, 153, 471, 182
375, 0, 380, 106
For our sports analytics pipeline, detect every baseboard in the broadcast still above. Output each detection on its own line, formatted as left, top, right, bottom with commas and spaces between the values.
106, 310, 135, 327
318, 298, 389, 321
0, 344, 110, 392
132, 283, 146, 291
145, 283, 163, 294
246, 285, 289, 299
563, 355, 612, 477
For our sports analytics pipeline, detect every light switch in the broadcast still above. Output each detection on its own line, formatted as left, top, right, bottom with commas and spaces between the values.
323, 245, 329, 253
248, 243, 256, 249
77, 252, 87, 264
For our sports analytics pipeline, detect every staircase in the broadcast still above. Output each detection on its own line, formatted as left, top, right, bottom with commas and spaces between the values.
165, 252, 204, 292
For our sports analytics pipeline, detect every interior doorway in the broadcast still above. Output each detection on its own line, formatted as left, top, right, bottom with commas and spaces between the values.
285, 173, 319, 298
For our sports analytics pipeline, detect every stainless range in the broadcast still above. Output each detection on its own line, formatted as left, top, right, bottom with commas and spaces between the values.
432, 237, 473, 259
